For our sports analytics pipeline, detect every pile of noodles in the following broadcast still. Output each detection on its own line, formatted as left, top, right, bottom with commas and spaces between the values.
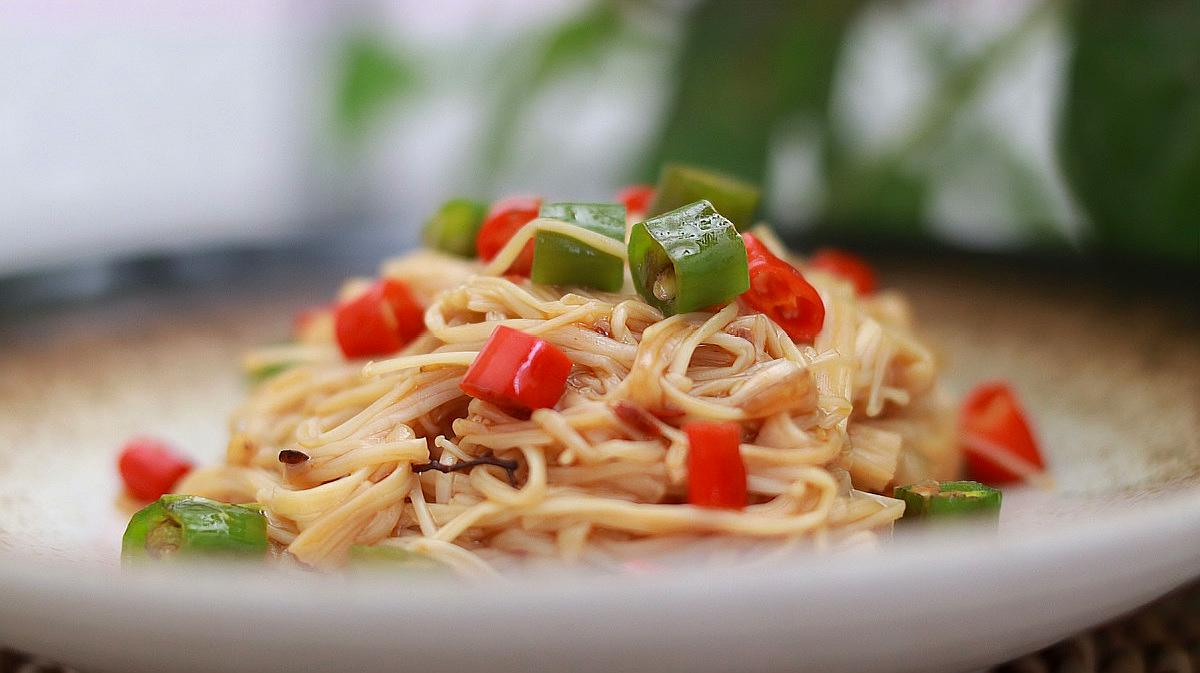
177, 227, 958, 576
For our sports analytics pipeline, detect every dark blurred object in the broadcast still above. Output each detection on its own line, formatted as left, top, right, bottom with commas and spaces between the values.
1059, 1, 1200, 267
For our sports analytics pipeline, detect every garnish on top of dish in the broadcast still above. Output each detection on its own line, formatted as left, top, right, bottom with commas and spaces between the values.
115, 163, 1047, 575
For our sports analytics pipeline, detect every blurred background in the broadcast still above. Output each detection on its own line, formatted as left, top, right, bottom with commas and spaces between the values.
2, 0, 1196, 280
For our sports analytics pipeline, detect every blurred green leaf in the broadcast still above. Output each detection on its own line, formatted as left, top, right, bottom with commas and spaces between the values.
482, 1, 628, 177
821, 158, 929, 237
334, 33, 418, 142
1060, 1, 1200, 265
819, 0, 1060, 238
643, 0, 863, 184
530, 1, 623, 87
992, 140, 1072, 249
938, 128, 1072, 248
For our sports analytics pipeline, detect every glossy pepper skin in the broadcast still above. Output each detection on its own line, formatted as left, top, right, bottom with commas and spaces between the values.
475, 196, 542, 276
460, 326, 572, 412
117, 438, 193, 502
532, 202, 627, 292
648, 164, 761, 230
741, 233, 825, 343
334, 278, 425, 359
684, 421, 747, 509
422, 198, 487, 258
628, 200, 749, 316
122, 495, 269, 562
960, 383, 1045, 485
894, 480, 1001, 524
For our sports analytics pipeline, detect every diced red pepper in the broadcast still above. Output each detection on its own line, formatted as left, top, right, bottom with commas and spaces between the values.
684, 421, 747, 510
118, 437, 193, 501
809, 248, 878, 295
460, 326, 572, 412
334, 279, 424, 359
960, 382, 1045, 485
740, 233, 825, 343
616, 184, 655, 219
475, 196, 541, 276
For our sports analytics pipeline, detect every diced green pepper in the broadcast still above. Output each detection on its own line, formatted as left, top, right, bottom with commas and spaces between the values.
348, 545, 446, 573
648, 164, 761, 230
422, 198, 487, 258
531, 202, 627, 291
894, 480, 1002, 524
247, 361, 292, 384
628, 200, 749, 315
122, 495, 269, 563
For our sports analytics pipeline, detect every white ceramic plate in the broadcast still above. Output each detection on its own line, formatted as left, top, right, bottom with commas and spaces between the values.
1, 253, 1197, 673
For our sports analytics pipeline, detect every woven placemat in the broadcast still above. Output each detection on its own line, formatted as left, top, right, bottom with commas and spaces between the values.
3, 581, 1197, 673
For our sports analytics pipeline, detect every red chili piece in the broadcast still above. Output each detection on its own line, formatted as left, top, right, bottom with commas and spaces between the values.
616, 184, 655, 219
961, 382, 1046, 484
809, 248, 878, 295
475, 196, 541, 276
118, 437, 193, 501
334, 279, 424, 359
684, 421, 747, 510
740, 233, 826, 343
460, 326, 572, 412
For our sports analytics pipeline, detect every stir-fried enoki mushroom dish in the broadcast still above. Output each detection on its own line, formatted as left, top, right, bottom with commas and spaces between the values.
117, 165, 1050, 576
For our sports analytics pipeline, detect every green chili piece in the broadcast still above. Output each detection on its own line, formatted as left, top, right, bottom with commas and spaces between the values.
247, 361, 292, 384
122, 495, 269, 563
531, 202, 627, 292
648, 164, 761, 230
628, 200, 749, 316
894, 480, 1002, 523
422, 198, 488, 258
348, 545, 446, 573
